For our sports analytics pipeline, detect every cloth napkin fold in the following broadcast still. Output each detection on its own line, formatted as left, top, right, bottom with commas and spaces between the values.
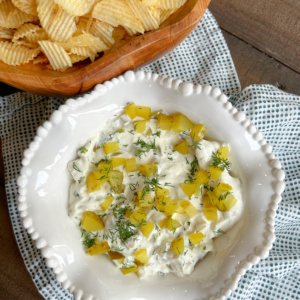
0, 10, 299, 300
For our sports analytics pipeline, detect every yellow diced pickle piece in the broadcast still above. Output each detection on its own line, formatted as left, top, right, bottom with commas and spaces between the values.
219, 146, 229, 160
124, 102, 137, 119
180, 182, 197, 198
171, 237, 184, 255
101, 195, 114, 211
137, 190, 155, 207
97, 161, 112, 173
185, 203, 198, 218
207, 190, 219, 205
136, 105, 151, 120
140, 222, 155, 238
133, 120, 147, 133
195, 170, 210, 185
134, 249, 148, 265
218, 193, 237, 211
139, 163, 156, 177
190, 124, 207, 141
155, 187, 169, 198
175, 200, 190, 214
209, 165, 223, 180
172, 113, 193, 132
174, 140, 190, 155
214, 183, 232, 198
156, 197, 177, 217
125, 158, 138, 172
109, 170, 124, 194
103, 141, 120, 154
108, 251, 125, 262
189, 232, 205, 245
159, 218, 168, 228
194, 184, 201, 197
121, 265, 139, 275
166, 218, 181, 231
202, 195, 218, 222
111, 157, 125, 168
87, 241, 110, 255
82, 211, 105, 231
129, 209, 147, 226
158, 114, 173, 130
86, 172, 102, 193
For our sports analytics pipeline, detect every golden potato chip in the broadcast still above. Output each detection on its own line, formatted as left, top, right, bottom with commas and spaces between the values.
142, 0, 158, 7
58, 33, 107, 51
38, 40, 72, 70
92, 0, 144, 34
0, 40, 40, 65
69, 47, 97, 62
12, 0, 38, 16
37, 0, 77, 42
0, 27, 15, 39
123, 26, 138, 37
89, 19, 115, 48
158, 0, 187, 10
53, 0, 98, 17
0, 0, 38, 29
159, 8, 177, 24
125, 0, 159, 31
13, 23, 40, 41
69, 53, 88, 64
25, 28, 48, 44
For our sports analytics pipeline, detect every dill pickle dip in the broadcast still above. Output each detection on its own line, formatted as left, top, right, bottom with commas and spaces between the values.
68, 103, 244, 278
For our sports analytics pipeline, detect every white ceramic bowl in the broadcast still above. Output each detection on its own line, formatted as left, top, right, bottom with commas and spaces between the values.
17, 70, 285, 300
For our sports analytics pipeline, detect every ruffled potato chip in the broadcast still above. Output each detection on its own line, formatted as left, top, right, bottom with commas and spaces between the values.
0, 0, 38, 29
37, 0, 76, 42
89, 19, 115, 48
0, 40, 40, 65
125, 0, 159, 31
92, 0, 144, 34
0, 27, 15, 39
158, 0, 187, 10
38, 40, 72, 70
13, 23, 40, 41
159, 8, 178, 24
12, 0, 38, 16
53, 0, 98, 17
26, 28, 48, 45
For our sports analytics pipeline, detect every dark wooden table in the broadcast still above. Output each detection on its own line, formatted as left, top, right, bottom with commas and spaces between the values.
0, 1, 299, 299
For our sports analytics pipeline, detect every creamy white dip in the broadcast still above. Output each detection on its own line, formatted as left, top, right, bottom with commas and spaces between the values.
68, 107, 244, 278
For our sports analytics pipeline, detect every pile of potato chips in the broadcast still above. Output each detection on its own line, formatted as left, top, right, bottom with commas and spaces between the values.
0, 0, 187, 71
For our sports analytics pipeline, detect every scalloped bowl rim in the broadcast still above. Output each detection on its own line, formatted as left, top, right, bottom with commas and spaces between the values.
17, 70, 285, 300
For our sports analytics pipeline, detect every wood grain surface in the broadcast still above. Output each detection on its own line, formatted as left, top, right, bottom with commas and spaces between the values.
0, 0, 299, 299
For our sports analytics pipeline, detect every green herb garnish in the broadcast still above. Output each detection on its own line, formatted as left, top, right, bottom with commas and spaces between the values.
211, 150, 231, 171
134, 138, 157, 157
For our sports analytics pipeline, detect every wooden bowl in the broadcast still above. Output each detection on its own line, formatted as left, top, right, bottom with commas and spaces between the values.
0, 0, 210, 96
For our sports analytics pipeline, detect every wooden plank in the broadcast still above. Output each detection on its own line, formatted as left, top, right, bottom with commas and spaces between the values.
209, 0, 300, 73
0, 186, 43, 300
222, 31, 300, 96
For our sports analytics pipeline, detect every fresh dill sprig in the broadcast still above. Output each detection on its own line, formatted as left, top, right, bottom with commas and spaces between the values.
134, 138, 157, 157
211, 150, 231, 171
81, 230, 98, 248
73, 162, 82, 172
116, 221, 137, 242
78, 176, 85, 184
216, 228, 226, 234
121, 260, 136, 269
185, 156, 199, 183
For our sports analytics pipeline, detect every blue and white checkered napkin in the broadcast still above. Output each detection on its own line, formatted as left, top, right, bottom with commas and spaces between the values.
0, 10, 299, 300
